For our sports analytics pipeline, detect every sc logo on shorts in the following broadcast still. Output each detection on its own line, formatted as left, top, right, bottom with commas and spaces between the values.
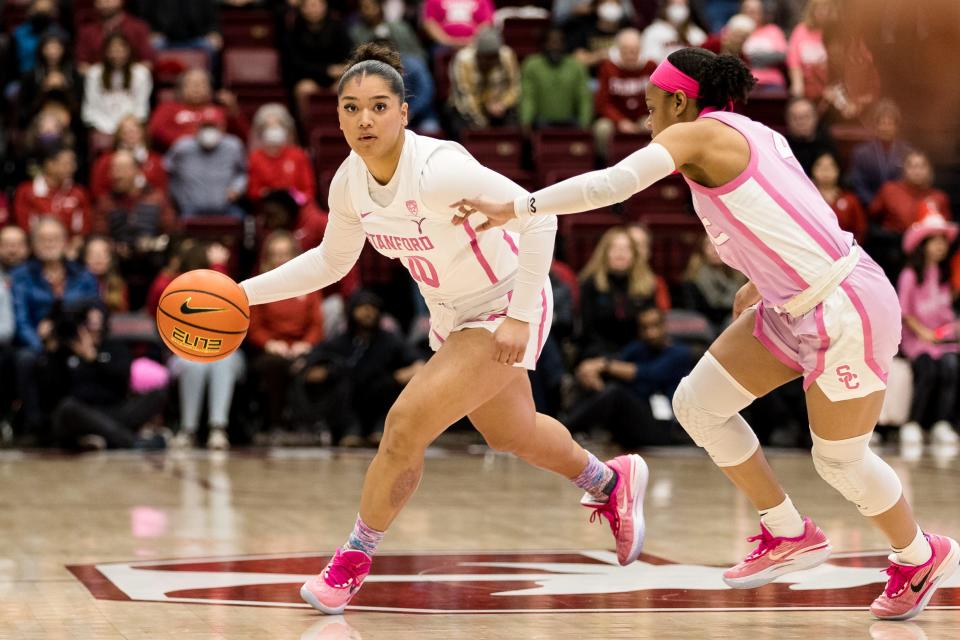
836, 365, 860, 390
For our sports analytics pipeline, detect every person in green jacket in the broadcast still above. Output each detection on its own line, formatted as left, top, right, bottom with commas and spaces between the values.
519, 28, 593, 133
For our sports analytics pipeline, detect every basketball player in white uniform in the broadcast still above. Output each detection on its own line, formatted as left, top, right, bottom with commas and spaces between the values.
239, 44, 649, 614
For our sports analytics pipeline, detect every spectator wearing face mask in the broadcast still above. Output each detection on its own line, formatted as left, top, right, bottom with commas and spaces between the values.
640, 0, 707, 64
247, 104, 315, 206
551, 0, 635, 27
17, 27, 82, 128
593, 28, 655, 161
565, 0, 633, 72
165, 110, 247, 218
519, 28, 593, 133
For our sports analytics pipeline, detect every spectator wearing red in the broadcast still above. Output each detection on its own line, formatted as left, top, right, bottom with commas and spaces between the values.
247, 104, 315, 205
91, 115, 167, 200
593, 28, 655, 161
13, 145, 92, 246
870, 151, 950, 235
811, 152, 866, 244
248, 231, 324, 430
740, 0, 787, 88
422, 0, 495, 48
787, 0, 835, 102
75, 0, 156, 74
147, 68, 249, 151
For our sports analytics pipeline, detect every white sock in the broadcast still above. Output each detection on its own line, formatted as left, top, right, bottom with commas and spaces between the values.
892, 526, 932, 566
760, 495, 805, 538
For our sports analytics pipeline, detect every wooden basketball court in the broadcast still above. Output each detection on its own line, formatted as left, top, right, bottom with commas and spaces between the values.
2, 444, 958, 639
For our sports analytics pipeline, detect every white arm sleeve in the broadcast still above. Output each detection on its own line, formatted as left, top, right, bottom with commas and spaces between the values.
513, 142, 676, 218
422, 148, 557, 323
240, 167, 366, 305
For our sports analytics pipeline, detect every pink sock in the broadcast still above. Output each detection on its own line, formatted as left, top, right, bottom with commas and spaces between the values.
344, 515, 384, 556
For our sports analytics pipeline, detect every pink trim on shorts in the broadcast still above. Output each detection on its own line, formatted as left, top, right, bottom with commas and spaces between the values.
485, 312, 507, 321
502, 231, 519, 255
431, 329, 446, 344
804, 304, 831, 391
462, 218, 498, 285
841, 281, 888, 383
753, 304, 803, 372
710, 195, 809, 289
684, 115, 760, 196
535, 288, 548, 360
752, 171, 843, 262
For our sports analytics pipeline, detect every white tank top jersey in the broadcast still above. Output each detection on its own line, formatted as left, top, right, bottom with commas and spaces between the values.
241, 130, 558, 324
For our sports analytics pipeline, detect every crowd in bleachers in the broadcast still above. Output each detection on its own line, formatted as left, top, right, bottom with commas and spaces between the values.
0, 0, 957, 454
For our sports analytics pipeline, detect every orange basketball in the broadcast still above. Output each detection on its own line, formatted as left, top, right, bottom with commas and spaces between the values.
156, 269, 249, 362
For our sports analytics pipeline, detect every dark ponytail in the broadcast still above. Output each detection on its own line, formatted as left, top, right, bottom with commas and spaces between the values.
338, 42, 405, 99
667, 48, 757, 111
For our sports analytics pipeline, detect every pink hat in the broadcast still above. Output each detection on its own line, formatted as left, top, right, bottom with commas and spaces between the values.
902, 211, 958, 253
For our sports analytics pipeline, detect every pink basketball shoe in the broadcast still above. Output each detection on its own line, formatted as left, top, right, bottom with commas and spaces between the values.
870, 533, 960, 621
300, 548, 372, 615
723, 517, 832, 588
581, 454, 649, 566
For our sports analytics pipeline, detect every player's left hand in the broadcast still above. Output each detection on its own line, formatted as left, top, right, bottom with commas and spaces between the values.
492, 317, 529, 366
450, 197, 515, 231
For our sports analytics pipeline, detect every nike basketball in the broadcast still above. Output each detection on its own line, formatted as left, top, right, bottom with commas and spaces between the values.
156, 269, 249, 362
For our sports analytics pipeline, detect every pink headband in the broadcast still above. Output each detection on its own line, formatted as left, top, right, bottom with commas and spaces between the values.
649, 59, 701, 99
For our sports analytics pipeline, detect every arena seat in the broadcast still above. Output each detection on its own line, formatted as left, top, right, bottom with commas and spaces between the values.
533, 128, 594, 186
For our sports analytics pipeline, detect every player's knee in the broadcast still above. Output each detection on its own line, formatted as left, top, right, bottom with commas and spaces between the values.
380, 403, 427, 460
810, 431, 902, 516
672, 354, 759, 467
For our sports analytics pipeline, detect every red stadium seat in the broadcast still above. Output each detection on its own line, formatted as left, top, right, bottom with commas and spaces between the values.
224, 47, 281, 87
740, 87, 789, 128
625, 173, 691, 217
558, 211, 622, 271
301, 90, 340, 138
608, 132, 652, 165
460, 128, 535, 187
502, 17, 550, 61
310, 129, 352, 178
642, 213, 705, 283
532, 128, 594, 186
432, 48, 456, 104
221, 8, 276, 47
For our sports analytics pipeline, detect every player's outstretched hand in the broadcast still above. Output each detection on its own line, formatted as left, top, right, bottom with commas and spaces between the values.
492, 317, 530, 366
450, 197, 515, 231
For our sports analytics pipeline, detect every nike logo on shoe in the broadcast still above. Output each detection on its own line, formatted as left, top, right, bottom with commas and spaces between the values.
767, 546, 796, 561
179, 297, 226, 315
360, 211, 374, 218
911, 569, 933, 593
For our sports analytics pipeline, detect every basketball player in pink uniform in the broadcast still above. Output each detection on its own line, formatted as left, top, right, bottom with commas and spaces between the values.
454, 48, 959, 621
239, 44, 649, 614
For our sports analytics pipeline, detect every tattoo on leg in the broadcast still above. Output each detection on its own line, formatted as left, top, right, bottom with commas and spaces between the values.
390, 467, 421, 507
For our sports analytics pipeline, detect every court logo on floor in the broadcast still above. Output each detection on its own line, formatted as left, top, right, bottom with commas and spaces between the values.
68, 550, 960, 613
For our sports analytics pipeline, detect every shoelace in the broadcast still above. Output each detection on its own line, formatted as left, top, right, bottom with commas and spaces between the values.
323, 552, 369, 589
588, 501, 621, 537
881, 562, 920, 598
743, 530, 779, 562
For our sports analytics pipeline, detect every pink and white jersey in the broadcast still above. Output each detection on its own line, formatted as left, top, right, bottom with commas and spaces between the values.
684, 111, 856, 308
332, 130, 555, 322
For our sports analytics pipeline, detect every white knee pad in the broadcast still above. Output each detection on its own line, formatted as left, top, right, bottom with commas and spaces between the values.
672, 352, 760, 467
811, 431, 903, 516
